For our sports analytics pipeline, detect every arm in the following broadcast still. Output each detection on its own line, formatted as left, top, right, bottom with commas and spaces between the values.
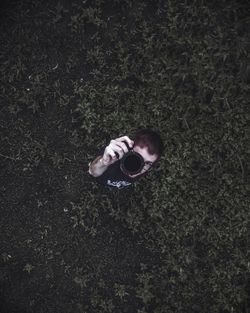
88, 156, 109, 177
88, 136, 134, 178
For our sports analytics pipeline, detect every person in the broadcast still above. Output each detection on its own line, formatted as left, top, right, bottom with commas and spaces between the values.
88, 128, 164, 189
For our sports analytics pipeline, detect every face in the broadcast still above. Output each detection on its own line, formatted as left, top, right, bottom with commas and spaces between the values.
128, 145, 158, 178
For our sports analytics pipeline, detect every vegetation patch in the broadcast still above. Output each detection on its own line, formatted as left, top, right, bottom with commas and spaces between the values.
0, 0, 249, 312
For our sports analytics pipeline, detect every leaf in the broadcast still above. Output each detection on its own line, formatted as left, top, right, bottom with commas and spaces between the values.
23, 263, 34, 274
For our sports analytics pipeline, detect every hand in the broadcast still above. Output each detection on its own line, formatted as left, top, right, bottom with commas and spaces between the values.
101, 136, 134, 166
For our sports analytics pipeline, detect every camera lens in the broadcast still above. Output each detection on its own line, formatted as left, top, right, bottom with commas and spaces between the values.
123, 154, 141, 172
120, 151, 144, 175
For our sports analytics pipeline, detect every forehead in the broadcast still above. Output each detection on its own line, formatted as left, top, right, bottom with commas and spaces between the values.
133, 145, 158, 163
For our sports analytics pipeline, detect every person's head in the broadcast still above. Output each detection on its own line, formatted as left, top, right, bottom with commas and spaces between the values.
128, 128, 164, 177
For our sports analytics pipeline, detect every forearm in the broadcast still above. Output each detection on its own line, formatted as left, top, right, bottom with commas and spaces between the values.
88, 156, 109, 177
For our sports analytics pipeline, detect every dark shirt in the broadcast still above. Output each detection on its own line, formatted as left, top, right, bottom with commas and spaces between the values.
90, 146, 148, 189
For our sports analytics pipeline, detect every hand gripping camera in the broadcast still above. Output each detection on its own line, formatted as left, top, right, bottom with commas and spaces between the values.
114, 141, 145, 176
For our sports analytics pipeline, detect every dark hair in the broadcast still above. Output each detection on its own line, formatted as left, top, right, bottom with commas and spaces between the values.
133, 128, 164, 161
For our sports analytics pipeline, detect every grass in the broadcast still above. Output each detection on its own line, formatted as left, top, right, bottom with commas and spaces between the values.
0, 0, 249, 312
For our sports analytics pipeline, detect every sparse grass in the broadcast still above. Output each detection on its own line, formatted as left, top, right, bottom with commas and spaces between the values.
0, 0, 249, 312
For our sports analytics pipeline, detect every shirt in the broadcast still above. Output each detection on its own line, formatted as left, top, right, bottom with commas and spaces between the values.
89, 146, 148, 189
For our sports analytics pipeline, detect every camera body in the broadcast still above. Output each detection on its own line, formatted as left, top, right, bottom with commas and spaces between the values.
115, 141, 145, 176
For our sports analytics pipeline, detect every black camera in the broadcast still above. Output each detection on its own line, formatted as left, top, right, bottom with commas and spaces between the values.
114, 141, 145, 176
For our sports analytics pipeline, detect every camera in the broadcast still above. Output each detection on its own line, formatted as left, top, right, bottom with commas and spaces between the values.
115, 141, 145, 176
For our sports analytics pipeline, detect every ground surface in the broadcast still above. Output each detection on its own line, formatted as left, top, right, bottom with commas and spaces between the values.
0, 0, 250, 312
